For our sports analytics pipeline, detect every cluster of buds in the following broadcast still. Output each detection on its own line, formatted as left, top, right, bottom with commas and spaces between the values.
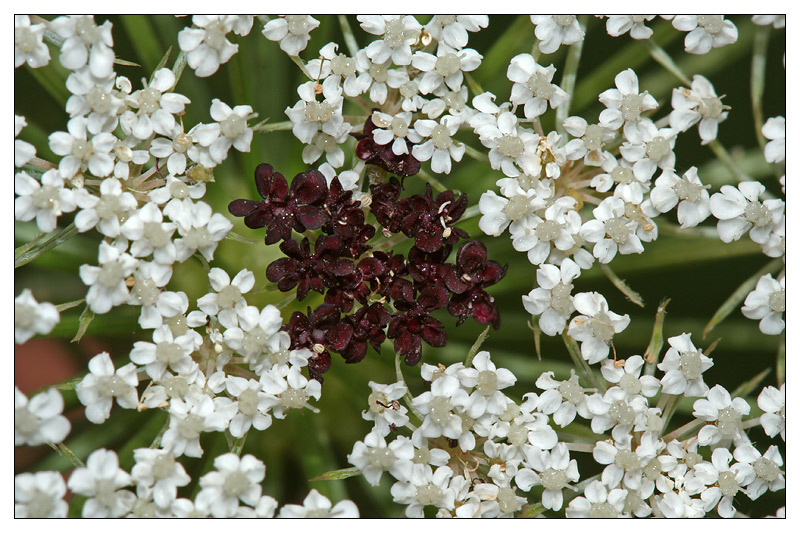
229, 125, 506, 381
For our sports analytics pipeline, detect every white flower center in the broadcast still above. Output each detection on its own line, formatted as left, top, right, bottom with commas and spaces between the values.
743, 201, 772, 227
535, 219, 562, 242
86, 87, 115, 115
497, 487, 520, 513
203, 20, 228, 51
222, 471, 251, 498
217, 285, 242, 309
583, 124, 606, 151
139, 87, 162, 115
25, 490, 55, 518
552, 15, 576, 27
71, 138, 93, 160
507, 424, 528, 446
497, 134, 525, 158
768, 290, 785, 313
131, 278, 160, 306
173, 133, 193, 153
156, 341, 185, 365
540, 468, 568, 490
383, 19, 410, 49
618, 373, 642, 395
14, 406, 40, 437
558, 379, 585, 405
429, 396, 453, 425
96, 375, 125, 397
390, 117, 409, 138
753, 457, 781, 482
434, 53, 462, 76
614, 449, 640, 471
526, 71, 555, 99
242, 327, 268, 355
673, 178, 704, 201
716, 406, 742, 437
645, 136, 670, 161
151, 453, 176, 479
608, 400, 635, 425
162, 376, 189, 398
699, 97, 724, 119
304, 101, 334, 123
98, 260, 124, 288
620, 93, 644, 122
15, 27, 38, 53
237, 388, 260, 416
367, 447, 396, 470
604, 217, 631, 245
697, 15, 724, 34
331, 54, 356, 77
280, 388, 309, 409
476, 370, 498, 396
285, 15, 310, 36
183, 226, 212, 250
589, 502, 617, 518
178, 413, 205, 439
430, 124, 453, 150
611, 165, 634, 184
717, 471, 739, 497
31, 185, 60, 211
221, 113, 247, 139
169, 180, 190, 199
142, 221, 169, 248
75, 16, 101, 45
679, 350, 704, 381
415, 483, 443, 506
550, 282, 573, 313
166, 314, 189, 337
368, 62, 389, 83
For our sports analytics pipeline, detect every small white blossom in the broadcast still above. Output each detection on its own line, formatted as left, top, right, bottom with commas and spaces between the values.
741, 274, 785, 335
657, 333, 713, 396
457, 351, 517, 418
425, 15, 489, 49
390, 464, 455, 518
565, 479, 628, 517
689, 447, 754, 517
73, 178, 138, 237
507, 54, 569, 120
279, 488, 359, 518
671, 15, 738, 55
599, 68, 658, 135
130, 324, 201, 380
411, 44, 482, 94
522, 258, 580, 336
650, 166, 711, 228
15, 115, 36, 167
262, 15, 319, 56
14, 387, 71, 446
64, 69, 126, 134
178, 15, 253, 77
14, 15, 50, 68
14, 289, 60, 344
168, 199, 233, 262
669, 75, 728, 144
348, 431, 415, 486
362, 381, 410, 435
195, 453, 265, 518
120, 69, 190, 140
79, 241, 139, 314
619, 119, 677, 179
602, 15, 657, 39
762, 116, 785, 163
130, 448, 191, 509
162, 393, 237, 458
358, 15, 422, 66
530, 15, 584, 54
14, 471, 68, 518
535, 370, 595, 427
51, 15, 115, 78
693, 384, 750, 446
757, 384, 785, 440
515, 443, 579, 510
67, 449, 135, 518
49, 116, 117, 178
567, 291, 630, 364
733, 444, 785, 500
580, 196, 644, 263
225, 376, 274, 437
412, 116, 465, 174
77, 352, 139, 424
709, 181, 784, 244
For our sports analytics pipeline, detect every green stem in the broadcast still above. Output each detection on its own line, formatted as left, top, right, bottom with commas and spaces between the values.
556, 15, 588, 134
395, 352, 424, 424
750, 26, 770, 156
517, 503, 546, 518
561, 333, 606, 393
338, 15, 359, 57
48, 441, 85, 469
463, 143, 489, 164
417, 169, 448, 193
662, 418, 703, 442
289, 54, 313, 80
465, 326, 491, 367
15, 223, 79, 268
644, 298, 670, 376
641, 38, 692, 85
252, 120, 293, 133
599, 264, 644, 307
707, 139, 751, 183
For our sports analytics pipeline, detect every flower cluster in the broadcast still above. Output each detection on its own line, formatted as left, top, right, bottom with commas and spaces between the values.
229, 157, 506, 379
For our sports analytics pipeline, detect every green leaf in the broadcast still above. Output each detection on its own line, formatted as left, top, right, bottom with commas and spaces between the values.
703, 258, 783, 338
15, 223, 79, 268
310, 466, 362, 482
55, 298, 85, 313
70, 305, 95, 343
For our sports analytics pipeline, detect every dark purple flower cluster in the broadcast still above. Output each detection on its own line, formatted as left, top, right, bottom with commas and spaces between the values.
229, 163, 506, 382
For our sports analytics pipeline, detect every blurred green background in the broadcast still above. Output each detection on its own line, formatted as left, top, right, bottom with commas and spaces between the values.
15, 15, 785, 517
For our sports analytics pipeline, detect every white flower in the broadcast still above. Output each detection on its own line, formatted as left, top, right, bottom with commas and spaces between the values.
413, 372, 467, 444
279, 488, 359, 518
671, 15, 738, 55
589, 386, 649, 440
457, 351, 517, 418
195, 453, 265, 518
370, 110, 420, 156
225, 376, 274, 437
305, 43, 372, 98
477, 178, 547, 237
285, 76, 346, 144
49, 116, 117, 178
580, 196, 644, 264
691, 447, 754, 517
14, 387, 71, 446
262, 15, 319, 56
64, 68, 126, 134
657, 333, 713, 396
563, 116, 615, 166
51, 15, 115, 78
512, 196, 580, 265
709, 181, 784, 244
358, 15, 422, 66
535, 370, 594, 427
67, 449, 135, 518
79, 241, 139, 314
178, 15, 253, 77
649, 166, 711, 228
567, 291, 630, 364
424, 15, 489, 49
530, 15, 584, 54
411, 44, 482, 94
412, 116, 465, 174
130, 324, 201, 380
693, 384, 750, 446
261, 365, 322, 419
762, 116, 785, 163
654, 489, 705, 518
130, 448, 191, 509
593, 432, 664, 494
620, 119, 677, 179
733, 444, 785, 500
197, 268, 254, 329
161, 393, 237, 458
565, 479, 627, 517
15, 115, 36, 167
507, 54, 569, 120
167, 199, 233, 262
302, 119, 352, 168
741, 274, 785, 335
317, 162, 360, 191
669, 75, 728, 144
599, 69, 659, 136
390, 464, 455, 518
348, 431, 415, 486
149, 124, 200, 176
362, 381, 410, 435
222, 304, 283, 361
14, 15, 50, 68
73, 177, 138, 237
14, 288, 60, 344
602, 15, 656, 39
522, 258, 580, 336
353, 50, 407, 105
757, 384, 785, 441
516, 443, 579, 510
471, 110, 541, 178
119, 202, 178, 264
203, 98, 254, 164
148, 175, 206, 208
600, 355, 660, 398
14, 471, 68, 518
76, 352, 139, 424
120, 68, 190, 140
